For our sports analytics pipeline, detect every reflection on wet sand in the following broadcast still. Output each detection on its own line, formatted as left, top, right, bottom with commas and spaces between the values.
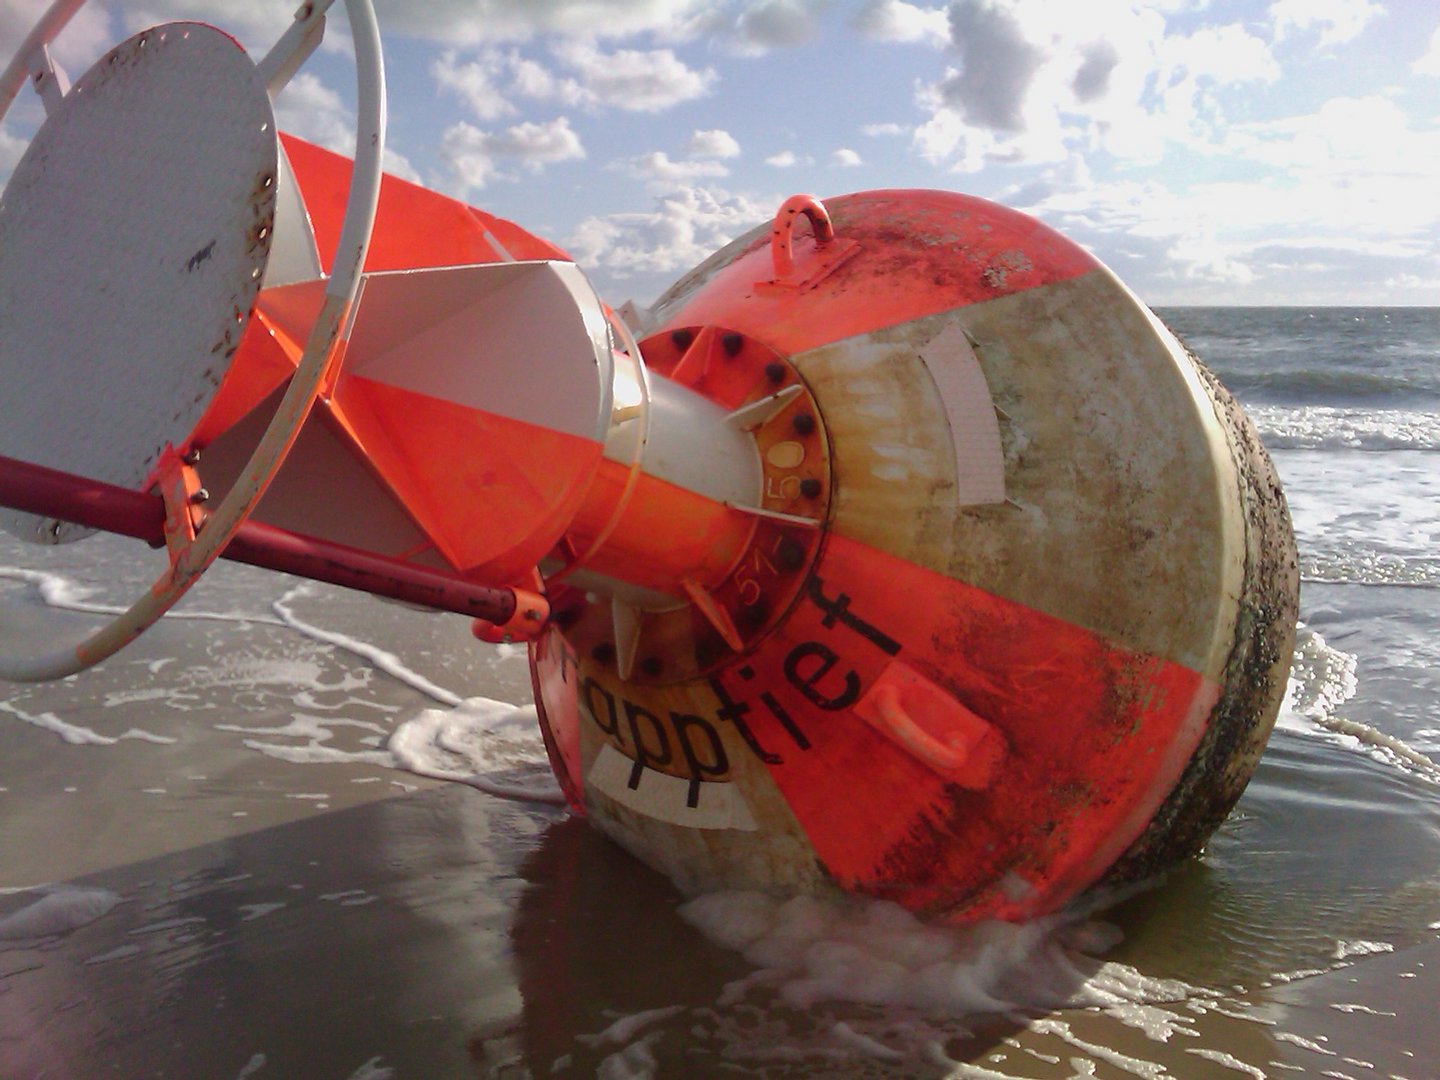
4, 538, 1440, 1077
3, 770, 1437, 1079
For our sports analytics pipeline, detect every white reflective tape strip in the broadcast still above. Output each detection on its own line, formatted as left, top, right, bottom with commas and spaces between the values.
917, 321, 1006, 506
588, 744, 758, 832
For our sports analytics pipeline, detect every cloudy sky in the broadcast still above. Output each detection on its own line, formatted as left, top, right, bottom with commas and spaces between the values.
3, 0, 1438, 307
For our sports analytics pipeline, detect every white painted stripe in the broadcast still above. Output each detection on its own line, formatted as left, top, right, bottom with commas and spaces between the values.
587, 744, 758, 831
917, 322, 1006, 506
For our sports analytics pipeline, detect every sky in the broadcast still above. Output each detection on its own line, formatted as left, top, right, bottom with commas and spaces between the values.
2, 0, 1438, 308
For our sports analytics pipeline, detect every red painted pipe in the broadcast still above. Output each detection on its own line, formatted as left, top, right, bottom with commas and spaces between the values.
0, 453, 517, 624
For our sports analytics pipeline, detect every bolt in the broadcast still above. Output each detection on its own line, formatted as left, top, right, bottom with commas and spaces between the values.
182, 448, 201, 465
640, 657, 663, 678
799, 478, 822, 499
764, 363, 787, 384
776, 537, 806, 570
191, 488, 210, 504
722, 332, 743, 357
671, 328, 694, 350
792, 413, 816, 436
591, 642, 615, 665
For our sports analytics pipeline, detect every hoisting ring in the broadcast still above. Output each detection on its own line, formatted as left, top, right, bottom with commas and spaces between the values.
769, 194, 835, 280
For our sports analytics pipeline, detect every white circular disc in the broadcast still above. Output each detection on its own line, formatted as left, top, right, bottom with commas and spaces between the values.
0, 23, 277, 543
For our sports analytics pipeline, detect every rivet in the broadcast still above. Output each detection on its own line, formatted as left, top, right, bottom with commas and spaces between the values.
640, 657, 663, 677
764, 363, 786, 384
722, 332, 743, 357
799, 478, 822, 498
776, 537, 806, 570
792, 413, 816, 436
591, 642, 615, 665
671, 328, 693, 350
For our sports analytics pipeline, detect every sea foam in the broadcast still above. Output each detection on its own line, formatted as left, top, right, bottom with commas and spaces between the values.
0, 885, 120, 940
388, 697, 566, 805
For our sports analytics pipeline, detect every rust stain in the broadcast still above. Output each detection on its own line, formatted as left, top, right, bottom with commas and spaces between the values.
1098, 340, 1300, 888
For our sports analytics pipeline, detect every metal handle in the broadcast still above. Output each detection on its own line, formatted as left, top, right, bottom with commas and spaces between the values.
769, 194, 835, 280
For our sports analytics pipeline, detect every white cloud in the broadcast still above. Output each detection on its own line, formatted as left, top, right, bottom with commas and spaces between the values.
1011, 83, 1440, 306
910, 1, 1281, 172
508, 54, 593, 108
686, 128, 741, 158
567, 184, 772, 300
273, 72, 354, 154
1416, 27, 1440, 76
1226, 95, 1424, 177
272, 72, 420, 182
1271, 0, 1382, 49
440, 116, 585, 193
372, 0, 718, 46
730, 0, 822, 55
622, 150, 729, 185
433, 43, 715, 134
853, 0, 949, 47
765, 149, 810, 167
433, 49, 516, 121
862, 122, 909, 136
546, 41, 716, 112
832, 147, 863, 166
0, 0, 112, 73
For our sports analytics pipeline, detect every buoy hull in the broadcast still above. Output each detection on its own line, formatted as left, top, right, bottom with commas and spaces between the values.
531, 190, 1298, 922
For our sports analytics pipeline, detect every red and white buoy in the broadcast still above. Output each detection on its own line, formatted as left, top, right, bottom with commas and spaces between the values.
0, 2, 1297, 922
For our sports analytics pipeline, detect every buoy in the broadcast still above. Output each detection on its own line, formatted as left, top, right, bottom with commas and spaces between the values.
0, 3, 1297, 922
529, 190, 1299, 922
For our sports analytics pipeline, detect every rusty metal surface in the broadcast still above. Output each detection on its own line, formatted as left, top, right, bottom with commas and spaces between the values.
0, 23, 276, 544
534, 189, 1299, 921
1098, 334, 1300, 887
793, 270, 1246, 683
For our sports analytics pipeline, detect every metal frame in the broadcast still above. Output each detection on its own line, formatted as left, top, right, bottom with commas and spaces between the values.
0, 0, 386, 680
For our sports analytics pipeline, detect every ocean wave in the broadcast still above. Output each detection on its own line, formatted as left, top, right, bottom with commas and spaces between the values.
1222, 367, 1440, 405
1281, 624, 1440, 780
1247, 405, 1440, 451
1300, 551, 1440, 589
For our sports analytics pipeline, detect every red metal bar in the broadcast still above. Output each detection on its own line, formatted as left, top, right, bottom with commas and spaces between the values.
0, 453, 518, 624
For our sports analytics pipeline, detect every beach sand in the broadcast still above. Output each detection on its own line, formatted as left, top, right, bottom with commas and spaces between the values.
3, 535, 1440, 1078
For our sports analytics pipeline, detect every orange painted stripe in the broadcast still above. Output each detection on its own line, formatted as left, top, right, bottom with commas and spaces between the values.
334, 375, 603, 583
561, 459, 758, 597
189, 310, 300, 448
711, 531, 1212, 922
652, 190, 1101, 358
279, 134, 573, 274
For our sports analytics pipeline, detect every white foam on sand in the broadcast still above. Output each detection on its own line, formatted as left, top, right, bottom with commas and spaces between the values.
0, 566, 287, 624
1282, 624, 1440, 779
273, 586, 462, 707
680, 891, 1192, 1017
0, 566, 123, 615
388, 698, 566, 805
0, 885, 121, 940
214, 714, 395, 767
0, 699, 176, 747
638, 889, 1226, 1074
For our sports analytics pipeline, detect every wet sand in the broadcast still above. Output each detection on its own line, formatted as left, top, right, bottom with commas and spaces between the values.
4, 754, 1437, 1079
4, 540, 1440, 1078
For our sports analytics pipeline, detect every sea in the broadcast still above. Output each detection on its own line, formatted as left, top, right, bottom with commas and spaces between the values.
2, 306, 1439, 1079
